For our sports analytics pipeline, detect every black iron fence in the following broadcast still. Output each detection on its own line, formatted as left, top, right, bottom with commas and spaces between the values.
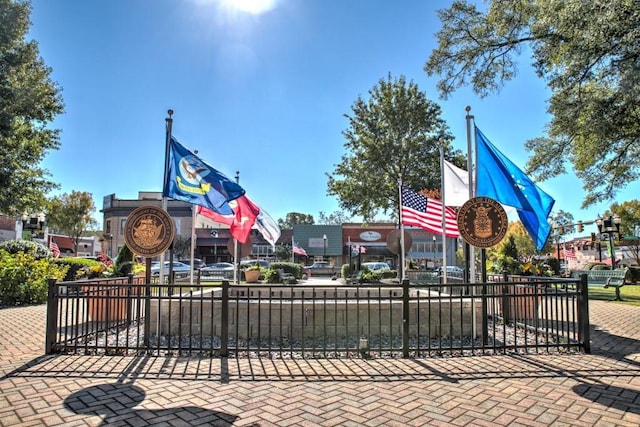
45, 274, 590, 357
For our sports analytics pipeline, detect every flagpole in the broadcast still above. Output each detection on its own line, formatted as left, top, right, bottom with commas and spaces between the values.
465, 106, 478, 339
159, 109, 174, 283
439, 143, 447, 284
465, 106, 476, 283
398, 177, 406, 281
190, 204, 196, 286
234, 171, 240, 284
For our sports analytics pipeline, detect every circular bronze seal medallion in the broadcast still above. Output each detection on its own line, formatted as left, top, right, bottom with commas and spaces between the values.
124, 206, 175, 257
457, 197, 508, 248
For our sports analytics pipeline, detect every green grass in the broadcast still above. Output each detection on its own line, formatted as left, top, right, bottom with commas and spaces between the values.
589, 284, 640, 306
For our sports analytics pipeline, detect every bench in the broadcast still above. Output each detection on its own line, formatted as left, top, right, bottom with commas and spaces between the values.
277, 269, 295, 284
571, 269, 629, 301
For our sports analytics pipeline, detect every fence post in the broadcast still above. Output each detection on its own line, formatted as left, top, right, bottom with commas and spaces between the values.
127, 273, 134, 324
402, 279, 409, 358
45, 278, 58, 354
144, 279, 151, 349
502, 272, 510, 323
578, 274, 591, 353
221, 280, 229, 357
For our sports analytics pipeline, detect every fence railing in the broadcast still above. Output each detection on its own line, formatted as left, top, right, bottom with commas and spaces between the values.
45, 274, 590, 357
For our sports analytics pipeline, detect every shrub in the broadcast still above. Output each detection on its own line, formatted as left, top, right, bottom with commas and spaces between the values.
113, 244, 135, 277
269, 262, 303, 278
0, 239, 52, 259
0, 249, 68, 306
53, 257, 104, 281
360, 269, 381, 283
341, 264, 351, 279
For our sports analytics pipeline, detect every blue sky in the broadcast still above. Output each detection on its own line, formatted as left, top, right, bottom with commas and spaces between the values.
28, 0, 638, 240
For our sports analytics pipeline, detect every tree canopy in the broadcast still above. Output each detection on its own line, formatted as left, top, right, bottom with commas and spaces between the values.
0, 0, 64, 215
327, 74, 464, 221
46, 191, 97, 255
277, 212, 314, 229
317, 210, 352, 225
424, 0, 640, 208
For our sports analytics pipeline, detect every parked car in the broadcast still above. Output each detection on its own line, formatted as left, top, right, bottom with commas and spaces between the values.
306, 261, 330, 269
438, 265, 464, 275
150, 261, 192, 276
179, 258, 206, 270
362, 262, 391, 272
203, 262, 234, 271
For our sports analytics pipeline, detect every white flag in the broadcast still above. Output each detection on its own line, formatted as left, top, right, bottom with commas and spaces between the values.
252, 203, 281, 248
443, 159, 470, 207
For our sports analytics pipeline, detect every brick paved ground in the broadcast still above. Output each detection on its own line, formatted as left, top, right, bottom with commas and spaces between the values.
1, 299, 640, 426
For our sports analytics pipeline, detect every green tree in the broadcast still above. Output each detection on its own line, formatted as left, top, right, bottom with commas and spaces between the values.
0, 0, 64, 215
172, 234, 190, 259
277, 212, 314, 229
317, 210, 352, 225
550, 209, 575, 242
113, 244, 134, 277
46, 191, 97, 255
610, 200, 640, 265
487, 221, 544, 273
425, 1, 640, 208
327, 74, 462, 221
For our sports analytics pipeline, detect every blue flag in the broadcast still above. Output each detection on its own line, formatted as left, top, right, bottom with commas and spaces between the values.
475, 126, 555, 250
163, 136, 245, 215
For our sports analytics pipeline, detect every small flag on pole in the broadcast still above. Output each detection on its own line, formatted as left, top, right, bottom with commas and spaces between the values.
353, 244, 366, 254
49, 238, 60, 258
293, 241, 307, 256
562, 243, 576, 261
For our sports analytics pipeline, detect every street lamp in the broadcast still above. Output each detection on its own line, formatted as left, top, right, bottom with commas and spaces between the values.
103, 233, 113, 257
323, 234, 327, 261
21, 212, 46, 240
596, 214, 621, 270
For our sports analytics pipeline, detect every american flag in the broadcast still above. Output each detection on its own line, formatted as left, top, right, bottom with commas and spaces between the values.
563, 243, 576, 260
352, 244, 366, 254
401, 186, 460, 237
49, 238, 60, 258
292, 241, 307, 256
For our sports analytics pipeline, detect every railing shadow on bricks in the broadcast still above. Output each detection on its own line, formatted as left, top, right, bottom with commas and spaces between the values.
46, 274, 590, 358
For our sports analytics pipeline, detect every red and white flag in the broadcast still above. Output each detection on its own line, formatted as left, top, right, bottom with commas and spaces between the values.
401, 186, 459, 237
49, 238, 60, 258
563, 243, 577, 260
198, 195, 280, 245
353, 244, 366, 254
293, 241, 307, 256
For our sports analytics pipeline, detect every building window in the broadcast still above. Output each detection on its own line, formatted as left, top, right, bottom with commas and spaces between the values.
120, 219, 126, 235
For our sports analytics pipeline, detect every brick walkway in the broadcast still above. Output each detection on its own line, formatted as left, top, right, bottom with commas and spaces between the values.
1, 300, 640, 426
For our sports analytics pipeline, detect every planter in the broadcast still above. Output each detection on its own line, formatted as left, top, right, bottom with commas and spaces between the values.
244, 269, 261, 283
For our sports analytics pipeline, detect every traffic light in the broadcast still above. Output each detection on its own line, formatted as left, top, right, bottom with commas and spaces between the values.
577, 221, 583, 233
558, 226, 565, 235
591, 232, 596, 243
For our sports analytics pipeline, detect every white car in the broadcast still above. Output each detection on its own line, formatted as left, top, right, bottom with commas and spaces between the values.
203, 262, 234, 271
150, 261, 192, 276
362, 262, 391, 272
